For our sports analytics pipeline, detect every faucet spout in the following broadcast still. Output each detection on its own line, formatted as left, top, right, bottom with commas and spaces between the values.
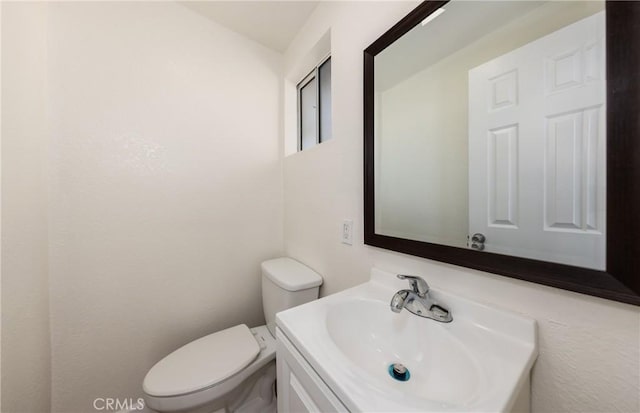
390, 290, 410, 313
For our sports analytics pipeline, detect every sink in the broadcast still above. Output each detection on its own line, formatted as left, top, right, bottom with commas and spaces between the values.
276, 269, 538, 412
325, 298, 484, 406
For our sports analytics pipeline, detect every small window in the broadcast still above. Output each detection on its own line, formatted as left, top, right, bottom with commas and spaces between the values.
297, 57, 332, 151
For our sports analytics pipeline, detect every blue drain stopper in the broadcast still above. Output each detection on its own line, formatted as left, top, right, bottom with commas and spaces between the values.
388, 363, 410, 381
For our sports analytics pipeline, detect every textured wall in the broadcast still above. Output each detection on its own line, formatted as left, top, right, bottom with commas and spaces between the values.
1, 2, 52, 412
46, 3, 283, 412
282, 2, 640, 412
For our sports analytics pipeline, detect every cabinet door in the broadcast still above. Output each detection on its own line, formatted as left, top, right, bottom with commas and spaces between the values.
276, 328, 349, 413
279, 361, 323, 413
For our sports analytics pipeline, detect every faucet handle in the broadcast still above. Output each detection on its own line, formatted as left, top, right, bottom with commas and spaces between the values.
397, 274, 430, 297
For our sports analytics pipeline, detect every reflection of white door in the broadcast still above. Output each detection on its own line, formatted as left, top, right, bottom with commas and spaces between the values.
468, 11, 605, 269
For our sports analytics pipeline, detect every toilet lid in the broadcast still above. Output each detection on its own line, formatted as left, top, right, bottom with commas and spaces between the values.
143, 324, 260, 397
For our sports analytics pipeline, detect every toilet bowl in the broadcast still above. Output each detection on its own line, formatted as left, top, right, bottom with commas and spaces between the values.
143, 258, 322, 413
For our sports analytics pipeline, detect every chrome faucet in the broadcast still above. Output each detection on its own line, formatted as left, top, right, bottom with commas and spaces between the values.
390, 275, 452, 323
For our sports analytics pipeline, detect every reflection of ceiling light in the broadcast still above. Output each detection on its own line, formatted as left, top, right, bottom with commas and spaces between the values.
421, 8, 445, 26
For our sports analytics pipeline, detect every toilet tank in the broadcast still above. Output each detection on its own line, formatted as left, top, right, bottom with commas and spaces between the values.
261, 258, 323, 336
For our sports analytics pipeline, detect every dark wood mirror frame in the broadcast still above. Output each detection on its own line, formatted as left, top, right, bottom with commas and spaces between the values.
364, 0, 640, 306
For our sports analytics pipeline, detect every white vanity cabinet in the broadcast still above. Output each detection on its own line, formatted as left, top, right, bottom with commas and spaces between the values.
276, 328, 349, 413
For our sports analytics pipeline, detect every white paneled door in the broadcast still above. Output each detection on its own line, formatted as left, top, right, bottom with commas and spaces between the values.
468, 11, 605, 269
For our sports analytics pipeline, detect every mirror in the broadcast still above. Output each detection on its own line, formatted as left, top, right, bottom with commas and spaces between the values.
364, 0, 640, 305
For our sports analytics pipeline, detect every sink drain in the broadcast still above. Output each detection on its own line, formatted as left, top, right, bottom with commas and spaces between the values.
388, 363, 410, 382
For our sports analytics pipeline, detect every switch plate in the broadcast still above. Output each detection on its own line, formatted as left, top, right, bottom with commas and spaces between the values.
342, 220, 353, 245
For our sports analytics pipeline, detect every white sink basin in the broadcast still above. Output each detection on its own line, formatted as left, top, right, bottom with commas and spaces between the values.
326, 298, 484, 406
276, 269, 537, 412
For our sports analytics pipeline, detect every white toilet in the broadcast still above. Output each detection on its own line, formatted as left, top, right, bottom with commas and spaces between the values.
142, 257, 322, 413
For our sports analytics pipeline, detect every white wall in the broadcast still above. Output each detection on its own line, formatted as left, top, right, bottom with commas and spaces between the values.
376, 67, 469, 247
1, 2, 52, 412
283, 2, 640, 412
44, 2, 282, 412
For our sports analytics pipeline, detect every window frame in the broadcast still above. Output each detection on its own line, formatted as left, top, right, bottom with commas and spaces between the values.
297, 55, 332, 151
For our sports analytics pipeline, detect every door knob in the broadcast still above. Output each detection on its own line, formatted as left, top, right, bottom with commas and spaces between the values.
470, 233, 485, 251
471, 233, 485, 243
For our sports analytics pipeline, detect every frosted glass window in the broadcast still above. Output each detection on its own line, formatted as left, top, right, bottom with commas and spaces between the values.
319, 58, 332, 142
300, 77, 317, 151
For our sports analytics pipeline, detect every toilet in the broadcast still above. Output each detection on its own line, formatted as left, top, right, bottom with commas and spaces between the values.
142, 257, 323, 413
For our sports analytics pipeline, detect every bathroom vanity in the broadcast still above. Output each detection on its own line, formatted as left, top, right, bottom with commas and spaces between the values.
275, 269, 537, 413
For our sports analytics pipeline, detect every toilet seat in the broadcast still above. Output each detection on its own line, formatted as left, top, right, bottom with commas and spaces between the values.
143, 325, 277, 413
143, 324, 260, 397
